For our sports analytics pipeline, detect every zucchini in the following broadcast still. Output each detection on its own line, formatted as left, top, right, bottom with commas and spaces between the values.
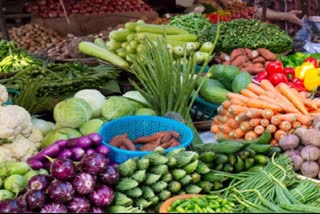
223, 164, 234, 173
79, 42, 129, 68
125, 21, 144, 31
135, 24, 189, 35
228, 154, 237, 165
248, 165, 265, 172
94, 38, 106, 48
254, 155, 270, 165
106, 40, 122, 50
247, 131, 271, 145
116, 48, 127, 58
194, 140, 247, 154
244, 158, 255, 170
266, 146, 282, 157
110, 29, 133, 42
204, 171, 226, 182
199, 151, 216, 163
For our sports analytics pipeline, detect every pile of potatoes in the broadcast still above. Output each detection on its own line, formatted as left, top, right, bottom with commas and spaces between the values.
279, 116, 320, 179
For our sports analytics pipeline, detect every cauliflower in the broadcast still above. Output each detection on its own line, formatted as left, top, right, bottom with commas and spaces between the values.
0, 147, 14, 162
0, 84, 8, 105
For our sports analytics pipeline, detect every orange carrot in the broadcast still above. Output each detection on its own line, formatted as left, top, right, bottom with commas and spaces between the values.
227, 118, 239, 129
266, 124, 277, 133
249, 118, 262, 127
279, 121, 292, 131
230, 99, 246, 106
304, 98, 318, 110
220, 115, 229, 123
241, 89, 259, 98
246, 98, 282, 112
246, 108, 264, 118
258, 95, 282, 110
270, 138, 278, 146
271, 116, 282, 126
211, 124, 220, 134
213, 116, 222, 124
247, 83, 265, 95
227, 92, 249, 103
260, 119, 270, 127
228, 105, 249, 116
260, 79, 277, 93
274, 130, 287, 141
235, 112, 250, 123
309, 109, 320, 115
312, 98, 320, 108
296, 114, 313, 126
277, 83, 309, 115
292, 121, 301, 129
216, 133, 230, 140
262, 109, 274, 120
299, 91, 308, 99
240, 121, 253, 132
222, 100, 231, 109
288, 128, 295, 134
233, 128, 245, 138
273, 113, 297, 123
218, 124, 232, 134
217, 106, 228, 115
264, 90, 300, 113
244, 131, 259, 141
254, 125, 265, 135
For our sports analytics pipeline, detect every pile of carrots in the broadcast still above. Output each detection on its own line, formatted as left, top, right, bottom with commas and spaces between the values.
216, 47, 277, 74
109, 131, 181, 151
211, 79, 320, 145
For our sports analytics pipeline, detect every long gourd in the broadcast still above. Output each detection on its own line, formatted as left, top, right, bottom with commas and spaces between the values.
135, 24, 189, 35
79, 42, 129, 68
136, 32, 197, 42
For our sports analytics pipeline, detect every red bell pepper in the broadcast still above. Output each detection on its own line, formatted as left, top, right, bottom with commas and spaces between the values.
265, 61, 283, 75
255, 70, 268, 82
291, 78, 306, 91
282, 67, 295, 80
304, 57, 319, 68
268, 72, 288, 86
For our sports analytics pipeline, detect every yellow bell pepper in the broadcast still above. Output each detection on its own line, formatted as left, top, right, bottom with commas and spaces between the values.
294, 62, 315, 79
303, 67, 320, 91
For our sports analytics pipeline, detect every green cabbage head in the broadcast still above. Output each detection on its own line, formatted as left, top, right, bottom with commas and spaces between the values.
101, 96, 135, 121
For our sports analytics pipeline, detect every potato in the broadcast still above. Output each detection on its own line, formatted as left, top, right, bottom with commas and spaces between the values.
301, 161, 320, 178
300, 145, 320, 161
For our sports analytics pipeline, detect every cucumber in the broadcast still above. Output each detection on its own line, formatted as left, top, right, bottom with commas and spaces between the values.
199, 151, 216, 163
214, 154, 229, 164
231, 71, 252, 93
244, 158, 255, 169
110, 29, 133, 42
125, 22, 144, 31
238, 150, 250, 159
228, 154, 237, 165
248, 165, 265, 172
234, 156, 245, 172
106, 40, 122, 50
223, 164, 234, 173
266, 146, 282, 157
127, 33, 137, 41
135, 24, 189, 35
247, 131, 272, 145
254, 155, 270, 165
199, 85, 230, 105
79, 42, 129, 68
215, 163, 224, 171
94, 38, 106, 49
248, 144, 272, 154
194, 140, 246, 154
242, 148, 256, 158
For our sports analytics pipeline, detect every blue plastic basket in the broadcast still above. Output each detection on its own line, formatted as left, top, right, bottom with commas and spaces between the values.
98, 115, 193, 164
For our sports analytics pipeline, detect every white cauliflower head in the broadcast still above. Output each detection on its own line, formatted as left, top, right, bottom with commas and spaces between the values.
0, 84, 8, 105
0, 105, 32, 141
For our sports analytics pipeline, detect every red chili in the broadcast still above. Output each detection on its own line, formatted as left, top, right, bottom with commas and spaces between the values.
268, 72, 288, 86
304, 57, 319, 68
282, 67, 295, 80
265, 61, 283, 75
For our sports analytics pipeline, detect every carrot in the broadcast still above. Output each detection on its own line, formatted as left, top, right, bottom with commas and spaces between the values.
218, 124, 232, 134
288, 128, 295, 134
222, 100, 232, 109
260, 119, 270, 127
292, 121, 301, 129
279, 121, 292, 131
240, 121, 253, 132
253, 62, 264, 68
168, 131, 180, 139
244, 131, 259, 141
273, 113, 297, 123
235, 112, 250, 123
274, 130, 287, 141
231, 55, 249, 67
133, 132, 165, 144
299, 91, 308, 99
252, 56, 266, 63
227, 118, 239, 129
249, 118, 262, 127
258, 95, 283, 110
246, 108, 264, 118
123, 138, 137, 150
309, 109, 320, 115
228, 105, 249, 116
211, 124, 220, 134
233, 128, 245, 138
270, 138, 278, 146
262, 109, 274, 120
271, 116, 282, 126
254, 125, 265, 135
246, 98, 282, 112
230, 98, 246, 106
230, 48, 244, 61
277, 83, 309, 115
217, 106, 228, 115
227, 92, 249, 103
312, 98, 320, 107
296, 114, 313, 126
257, 48, 277, 61
266, 124, 277, 133
259, 79, 277, 92
215, 133, 230, 140
247, 83, 265, 95
304, 98, 318, 110
241, 89, 259, 98
213, 115, 222, 124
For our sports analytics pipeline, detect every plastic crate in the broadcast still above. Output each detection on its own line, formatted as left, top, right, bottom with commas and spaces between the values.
190, 95, 219, 122
98, 115, 193, 164
3, 89, 19, 105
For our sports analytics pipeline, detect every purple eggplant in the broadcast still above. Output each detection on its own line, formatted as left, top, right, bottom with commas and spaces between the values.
72, 172, 96, 195
85, 148, 96, 155
28, 174, 51, 191
88, 133, 102, 146
91, 207, 104, 213
57, 149, 72, 159
80, 153, 108, 175
47, 180, 75, 203
30, 143, 61, 161
98, 165, 120, 185
26, 190, 46, 210
67, 136, 92, 149
71, 147, 85, 161
89, 185, 114, 207
67, 197, 91, 213
15, 194, 27, 210
0, 199, 21, 213
95, 145, 110, 156
109, 162, 118, 168
26, 159, 43, 170
51, 158, 76, 181
55, 139, 68, 148
40, 203, 68, 213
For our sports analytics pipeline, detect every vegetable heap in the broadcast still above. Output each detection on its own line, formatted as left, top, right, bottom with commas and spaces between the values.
211, 79, 316, 144
278, 51, 320, 68
0, 153, 118, 213
0, 161, 48, 200
293, 57, 320, 91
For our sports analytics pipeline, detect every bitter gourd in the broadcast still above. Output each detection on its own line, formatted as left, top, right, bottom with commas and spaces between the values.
126, 187, 143, 198
113, 192, 133, 206
172, 169, 187, 180
151, 181, 168, 192
131, 170, 147, 183
118, 158, 137, 177
168, 181, 182, 193
144, 173, 161, 185
150, 165, 168, 176
116, 178, 139, 191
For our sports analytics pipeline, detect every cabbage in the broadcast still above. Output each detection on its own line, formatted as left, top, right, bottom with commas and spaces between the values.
135, 108, 157, 116
31, 117, 55, 136
54, 97, 93, 128
122, 90, 150, 106
40, 128, 81, 149
79, 119, 104, 136
101, 96, 135, 121
74, 89, 106, 117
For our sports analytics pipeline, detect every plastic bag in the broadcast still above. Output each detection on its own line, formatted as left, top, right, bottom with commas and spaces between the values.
295, 17, 320, 53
